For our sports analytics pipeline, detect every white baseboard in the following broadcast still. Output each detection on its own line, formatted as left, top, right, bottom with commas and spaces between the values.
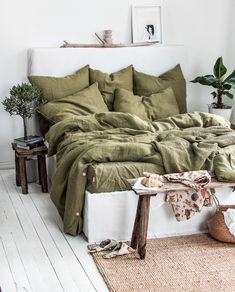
0, 161, 15, 169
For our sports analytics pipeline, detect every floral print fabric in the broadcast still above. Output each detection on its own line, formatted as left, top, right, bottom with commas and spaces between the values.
166, 188, 213, 221
164, 171, 213, 221
164, 170, 211, 191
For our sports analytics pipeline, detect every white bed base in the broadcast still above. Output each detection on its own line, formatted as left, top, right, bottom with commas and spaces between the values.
83, 188, 235, 243
29, 46, 235, 243
47, 156, 235, 243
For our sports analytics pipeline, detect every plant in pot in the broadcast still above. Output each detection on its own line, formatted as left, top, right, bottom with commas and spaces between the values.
2, 83, 42, 140
191, 56, 235, 120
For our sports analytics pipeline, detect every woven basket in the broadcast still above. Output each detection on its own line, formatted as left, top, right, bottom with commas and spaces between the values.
207, 196, 235, 243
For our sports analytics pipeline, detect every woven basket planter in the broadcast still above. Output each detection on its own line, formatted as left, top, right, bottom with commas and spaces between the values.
207, 198, 235, 243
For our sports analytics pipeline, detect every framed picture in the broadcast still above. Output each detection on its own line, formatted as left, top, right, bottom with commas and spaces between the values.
132, 5, 162, 44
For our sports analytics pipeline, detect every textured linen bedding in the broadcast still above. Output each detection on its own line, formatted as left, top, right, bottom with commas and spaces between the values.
86, 161, 162, 193
46, 111, 235, 235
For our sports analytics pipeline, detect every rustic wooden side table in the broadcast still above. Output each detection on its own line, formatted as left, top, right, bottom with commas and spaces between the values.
127, 178, 235, 260
12, 143, 48, 194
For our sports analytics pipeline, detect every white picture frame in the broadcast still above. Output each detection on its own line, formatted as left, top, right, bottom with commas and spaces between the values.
132, 5, 162, 44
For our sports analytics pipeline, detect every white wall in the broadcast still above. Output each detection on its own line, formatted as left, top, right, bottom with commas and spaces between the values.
227, 0, 235, 72
0, 0, 233, 167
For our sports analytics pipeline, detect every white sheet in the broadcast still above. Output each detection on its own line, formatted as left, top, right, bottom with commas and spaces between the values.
223, 208, 235, 236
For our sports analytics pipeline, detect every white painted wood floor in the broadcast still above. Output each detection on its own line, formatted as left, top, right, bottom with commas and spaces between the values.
0, 169, 109, 292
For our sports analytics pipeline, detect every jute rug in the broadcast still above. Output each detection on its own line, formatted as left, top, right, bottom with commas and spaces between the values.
92, 234, 235, 292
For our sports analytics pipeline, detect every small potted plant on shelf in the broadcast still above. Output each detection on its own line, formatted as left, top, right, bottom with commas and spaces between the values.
2, 82, 42, 140
191, 56, 235, 120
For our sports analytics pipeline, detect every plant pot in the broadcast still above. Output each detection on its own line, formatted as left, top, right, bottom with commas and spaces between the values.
26, 158, 38, 183
208, 104, 233, 121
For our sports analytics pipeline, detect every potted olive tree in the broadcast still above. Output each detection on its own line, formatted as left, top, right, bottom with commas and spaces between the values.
191, 57, 235, 120
2, 83, 42, 140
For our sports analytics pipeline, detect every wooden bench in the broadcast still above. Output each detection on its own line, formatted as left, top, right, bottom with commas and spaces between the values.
127, 178, 235, 259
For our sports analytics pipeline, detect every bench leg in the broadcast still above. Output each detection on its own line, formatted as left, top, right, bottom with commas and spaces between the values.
131, 196, 143, 249
138, 196, 151, 259
131, 195, 151, 259
19, 157, 28, 194
38, 155, 48, 193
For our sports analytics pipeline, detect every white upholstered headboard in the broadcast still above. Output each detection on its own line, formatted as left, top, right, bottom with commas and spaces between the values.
28, 45, 187, 77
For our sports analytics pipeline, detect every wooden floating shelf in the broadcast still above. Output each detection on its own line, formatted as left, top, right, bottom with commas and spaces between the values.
60, 40, 159, 48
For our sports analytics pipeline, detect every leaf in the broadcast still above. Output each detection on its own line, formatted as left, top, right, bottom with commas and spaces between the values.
1, 83, 42, 118
213, 57, 227, 79
224, 91, 234, 99
211, 91, 217, 98
223, 83, 232, 90
224, 69, 235, 88
190, 75, 216, 86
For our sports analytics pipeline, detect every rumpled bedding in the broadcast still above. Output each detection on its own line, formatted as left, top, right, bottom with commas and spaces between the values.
46, 111, 235, 235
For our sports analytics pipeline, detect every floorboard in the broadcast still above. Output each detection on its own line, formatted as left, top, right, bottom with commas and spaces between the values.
28, 185, 109, 292
0, 173, 48, 292
0, 170, 108, 292
2, 233, 32, 292
0, 237, 18, 292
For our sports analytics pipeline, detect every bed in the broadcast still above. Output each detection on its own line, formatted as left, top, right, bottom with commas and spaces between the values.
28, 46, 235, 243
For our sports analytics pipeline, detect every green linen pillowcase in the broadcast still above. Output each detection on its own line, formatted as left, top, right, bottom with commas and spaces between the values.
37, 113, 51, 137
133, 64, 187, 114
37, 82, 109, 124
89, 65, 133, 110
28, 65, 90, 102
114, 87, 180, 121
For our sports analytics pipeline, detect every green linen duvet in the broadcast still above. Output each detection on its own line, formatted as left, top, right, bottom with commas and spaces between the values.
46, 112, 235, 235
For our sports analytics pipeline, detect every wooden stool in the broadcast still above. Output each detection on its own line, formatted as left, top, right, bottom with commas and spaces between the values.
12, 143, 48, 194
127, 178, 235, 260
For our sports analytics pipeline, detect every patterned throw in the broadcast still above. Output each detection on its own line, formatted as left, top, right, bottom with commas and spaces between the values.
164, 170, 211, 191
164, 171, 213, 221
88, 239, 135, 259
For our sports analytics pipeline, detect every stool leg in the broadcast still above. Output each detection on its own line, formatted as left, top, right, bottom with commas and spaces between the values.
138, 196, 151, 260
37, 158, 41, 185
131, 196, 143, 250
38, 155, 48, 193
19, 157, 28, 194
15, 153, 20, 186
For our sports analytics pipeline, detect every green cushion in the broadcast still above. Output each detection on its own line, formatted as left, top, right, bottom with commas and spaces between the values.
133, 64, 187, 113
37, 82, 109, 123
28, 65, 90, 102
37, 113, 51, 137
114, 87, 180, 121
89, 65, 133, 110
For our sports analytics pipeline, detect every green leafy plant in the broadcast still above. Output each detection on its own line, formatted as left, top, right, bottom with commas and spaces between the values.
2, 83, 42, 139
191, 57, 235, 108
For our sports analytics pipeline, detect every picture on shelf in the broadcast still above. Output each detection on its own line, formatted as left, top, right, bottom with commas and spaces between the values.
144, 24, 155, 41
132, 5, 162, 43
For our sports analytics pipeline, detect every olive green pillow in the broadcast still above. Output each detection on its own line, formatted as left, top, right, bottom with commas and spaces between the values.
29, 65, 90, 102
133, 64, 186, 114
89, 65, 133, 110
37, 113, 51, 137
37, 82, 109, 124
114, 87, 180, 121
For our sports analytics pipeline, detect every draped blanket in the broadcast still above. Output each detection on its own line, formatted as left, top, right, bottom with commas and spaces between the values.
46, 112, 235, 235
